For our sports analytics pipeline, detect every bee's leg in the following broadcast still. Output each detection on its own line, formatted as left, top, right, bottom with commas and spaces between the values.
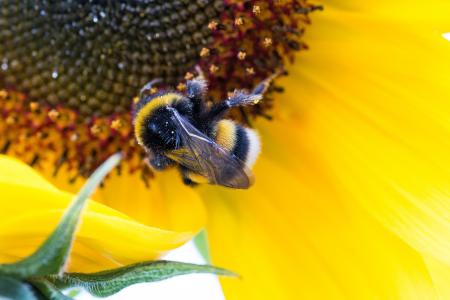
186, 79, 207, 116
179, 166, 199, 186
228, 90, 264, 106
206, 73, 279, 121
148, 153, 173, 171
250, 72, 280, 96
225, 72, 280, 107
195, 65, 205, 80
206, 90, 262, 121
205, 73, 280, 122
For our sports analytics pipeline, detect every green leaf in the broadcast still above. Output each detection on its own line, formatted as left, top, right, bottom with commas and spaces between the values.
65, 289, 81, 298
47, 260, 236, 297
0, 276, 38, 300
193, 229, 211, 263
30, 280, 72, 300
0, 154, 122, 279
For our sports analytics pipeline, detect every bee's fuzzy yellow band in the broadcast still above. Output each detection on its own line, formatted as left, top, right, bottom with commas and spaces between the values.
134, 93, 183, 146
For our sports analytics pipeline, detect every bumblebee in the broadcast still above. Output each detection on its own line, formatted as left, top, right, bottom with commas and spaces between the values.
133, 74, 275, 189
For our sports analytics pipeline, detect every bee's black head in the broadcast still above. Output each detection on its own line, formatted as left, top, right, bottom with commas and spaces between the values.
142, 106, 181, 152
133, 88, 195, 157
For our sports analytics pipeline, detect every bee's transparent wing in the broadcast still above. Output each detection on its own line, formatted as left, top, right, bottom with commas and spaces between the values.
166, 109, 254, 189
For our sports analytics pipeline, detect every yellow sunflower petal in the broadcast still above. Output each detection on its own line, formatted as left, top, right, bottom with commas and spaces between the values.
42, 156, 207, 233
95, 167, 207, 233
0, 156, 56, 191
202, 120, 437, 299
0, 155, 206, 272
324, 0, 450, 30
282, 1, 450, 266
423, 255, 450, 300
202, 1, 450, 298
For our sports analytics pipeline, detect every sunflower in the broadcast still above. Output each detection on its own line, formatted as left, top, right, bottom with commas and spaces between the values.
1, 0, 450, 299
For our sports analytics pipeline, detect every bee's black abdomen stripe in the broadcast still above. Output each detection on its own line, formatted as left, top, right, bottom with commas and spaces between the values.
232, 125, 249, 164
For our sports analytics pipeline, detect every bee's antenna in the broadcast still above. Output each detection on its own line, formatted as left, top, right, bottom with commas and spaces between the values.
140, 78, 162, 98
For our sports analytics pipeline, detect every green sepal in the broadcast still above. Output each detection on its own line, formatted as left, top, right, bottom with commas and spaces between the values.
193, 229, 211, 263
30, 280, 72, 300
0, 154, 122, 279
0, 276, 38, 300
47, 260, 236, 297
65, 289, 81, 298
